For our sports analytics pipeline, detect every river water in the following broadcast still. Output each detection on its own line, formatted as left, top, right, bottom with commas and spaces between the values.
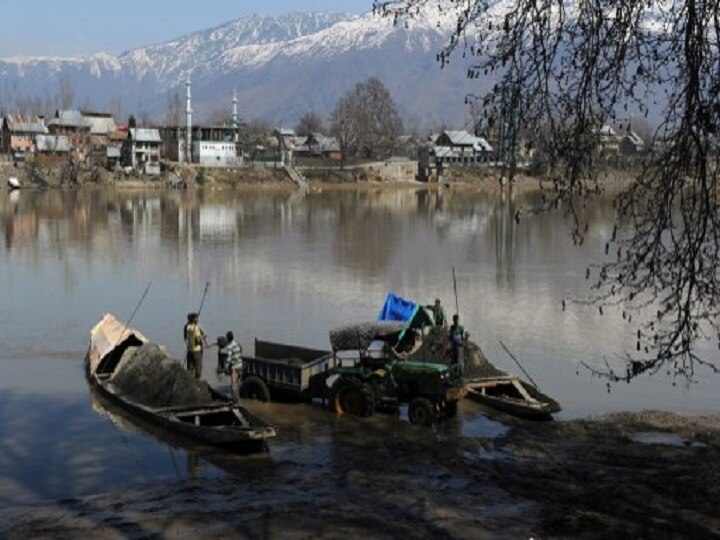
0, 186, 716, 510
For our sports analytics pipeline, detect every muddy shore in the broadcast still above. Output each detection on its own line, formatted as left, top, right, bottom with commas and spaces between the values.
1, 405, 717, 539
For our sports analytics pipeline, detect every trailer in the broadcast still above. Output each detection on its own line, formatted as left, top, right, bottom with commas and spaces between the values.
240, 339, 335, 402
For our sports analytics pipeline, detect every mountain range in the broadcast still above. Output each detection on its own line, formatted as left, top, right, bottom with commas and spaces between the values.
0, 9, 487, 129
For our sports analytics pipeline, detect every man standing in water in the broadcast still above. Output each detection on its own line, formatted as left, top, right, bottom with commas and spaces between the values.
184, 312, 207, 379
449, 314, 469, 372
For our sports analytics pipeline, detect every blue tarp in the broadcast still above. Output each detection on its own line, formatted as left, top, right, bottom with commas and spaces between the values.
377, 292, 418, 322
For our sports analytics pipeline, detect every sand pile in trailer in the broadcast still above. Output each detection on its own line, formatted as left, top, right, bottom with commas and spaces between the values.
111, 344, 214, 408
401, 326, 507, 379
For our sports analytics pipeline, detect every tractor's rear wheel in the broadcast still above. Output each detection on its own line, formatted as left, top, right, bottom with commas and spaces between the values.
409, 397, 436, 426
330, 377, 374, 417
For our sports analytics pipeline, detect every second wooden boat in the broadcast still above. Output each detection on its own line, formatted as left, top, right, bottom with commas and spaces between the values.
466, 376, 561, 420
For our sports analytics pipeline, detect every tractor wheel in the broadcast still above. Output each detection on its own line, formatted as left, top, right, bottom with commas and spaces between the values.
409, 397, 436, 426
443, 400, 459, 419
330, 377, 374, 417
239, 376, 271, 402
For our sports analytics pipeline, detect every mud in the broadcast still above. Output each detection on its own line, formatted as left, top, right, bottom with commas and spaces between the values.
2, 403, 718, 539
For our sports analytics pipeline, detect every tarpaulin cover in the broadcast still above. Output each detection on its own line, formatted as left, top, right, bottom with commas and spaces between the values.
377, 292, 417, 322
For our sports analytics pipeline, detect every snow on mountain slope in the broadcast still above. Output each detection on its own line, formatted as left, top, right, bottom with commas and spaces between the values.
0, 9, 481, 126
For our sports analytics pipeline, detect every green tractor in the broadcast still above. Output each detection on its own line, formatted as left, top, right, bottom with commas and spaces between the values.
326, 322, 466, 426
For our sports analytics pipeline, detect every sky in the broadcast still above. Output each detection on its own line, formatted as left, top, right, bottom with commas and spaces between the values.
0, 1, 368, 57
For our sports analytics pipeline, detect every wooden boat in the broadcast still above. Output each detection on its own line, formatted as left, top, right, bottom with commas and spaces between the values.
465, 376, 561, 420
87, 314, 277, 452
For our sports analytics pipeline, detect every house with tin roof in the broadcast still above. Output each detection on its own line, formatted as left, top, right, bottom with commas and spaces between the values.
122, 128, 162, 175
48, 110, 89, 148
2, 114, 48, 158
619, 130, 645, 154
432, 130, 493, 164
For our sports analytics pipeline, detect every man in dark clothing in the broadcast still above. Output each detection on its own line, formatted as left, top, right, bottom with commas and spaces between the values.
449, 314, 469, 371
429, 298, 446, 326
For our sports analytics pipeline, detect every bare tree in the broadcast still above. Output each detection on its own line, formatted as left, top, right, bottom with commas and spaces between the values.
165, 91, 183, 126
57, 75, 75, 110
330, 77, 403, 160
109, 97, 124, 122
376, 1, 720, 381
295, 111, 326, 136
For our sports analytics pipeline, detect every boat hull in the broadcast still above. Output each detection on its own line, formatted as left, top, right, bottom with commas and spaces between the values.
90, 374, 276, 452
465, 376, 561, 421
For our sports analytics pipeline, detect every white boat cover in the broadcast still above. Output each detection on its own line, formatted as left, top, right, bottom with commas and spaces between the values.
87, 313, 148, 376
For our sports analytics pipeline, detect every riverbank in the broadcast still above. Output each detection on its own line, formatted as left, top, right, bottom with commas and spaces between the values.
1, 408, 717, 538
3, 160, 641, 195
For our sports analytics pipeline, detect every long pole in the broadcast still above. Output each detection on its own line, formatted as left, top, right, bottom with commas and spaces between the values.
499, 340, 540, 390
197, 281, 211, 316
118, 280, 153, 344
452, 267, 459, 317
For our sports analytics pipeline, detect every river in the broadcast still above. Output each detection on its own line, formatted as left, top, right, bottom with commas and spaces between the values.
0, 185, 716, 511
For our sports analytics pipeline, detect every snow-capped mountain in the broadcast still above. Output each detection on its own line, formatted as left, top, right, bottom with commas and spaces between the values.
0, 9, 485, 127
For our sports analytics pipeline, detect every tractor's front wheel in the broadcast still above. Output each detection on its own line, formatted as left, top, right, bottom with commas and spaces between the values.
330, 377, 374, 417
408, 397, 436, 426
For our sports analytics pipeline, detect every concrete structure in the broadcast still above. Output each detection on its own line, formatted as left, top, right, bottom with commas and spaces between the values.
192, 140, 239, 167
160, 125, 239, 163
123, 128, 162, 175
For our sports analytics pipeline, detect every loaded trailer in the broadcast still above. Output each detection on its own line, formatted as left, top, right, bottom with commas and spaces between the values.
239, 339, 335, 402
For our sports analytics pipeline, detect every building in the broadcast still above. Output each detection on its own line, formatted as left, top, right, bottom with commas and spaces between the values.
159, 125, 240, 165
122, 128, 162, 175
106, 146, 122, 170
619, 131, 645, 154
82, 111, 117, 136
2, 115, 48, 160
47, 110, 88, 147
274, 128, 296, 164
192, 140, 239, 167
35, 134, 72, 154
597, 125, 620, 155
307, 132, 342, 160
433, 130, 493, 164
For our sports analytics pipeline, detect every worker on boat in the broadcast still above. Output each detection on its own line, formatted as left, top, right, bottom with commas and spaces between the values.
428, 298, 447, 326
221, 331, 243, 402
449, 314, 469, 372
184, 312, 208, 380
